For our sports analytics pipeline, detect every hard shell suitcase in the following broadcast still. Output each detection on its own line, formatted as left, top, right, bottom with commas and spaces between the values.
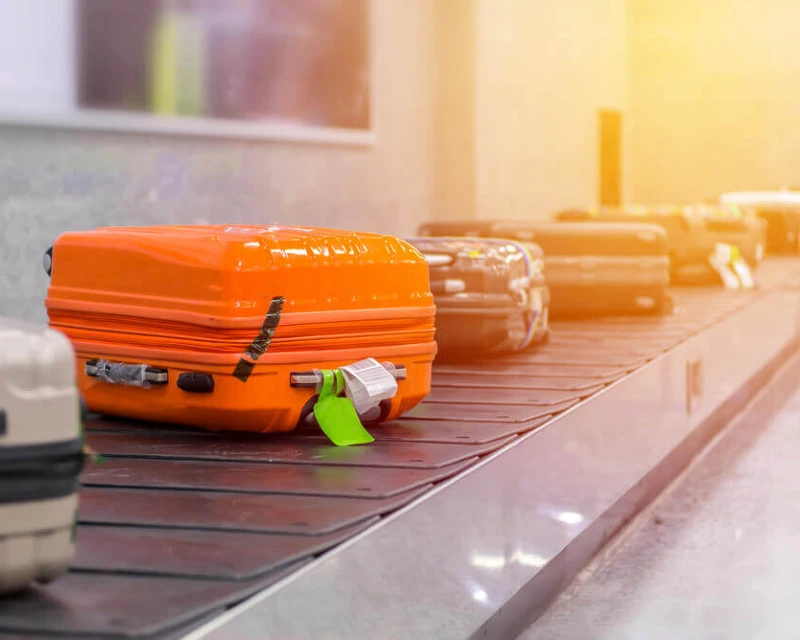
418, 219, 670, 317
690, 204, 766, 269
493, 221, 670, 317
45, 225, 437, 433
720, 191, 800, 254
555, 205, 714, 280
0, 318, 82, 594
405, 237, 549, 358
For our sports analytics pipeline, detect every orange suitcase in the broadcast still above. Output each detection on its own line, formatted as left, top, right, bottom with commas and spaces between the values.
44, 225, 437, 433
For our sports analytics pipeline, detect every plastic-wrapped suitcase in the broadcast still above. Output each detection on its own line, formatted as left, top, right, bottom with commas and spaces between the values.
0, 318, 82, 594
720, 191, 800, 254
405, 237, 549, 358
556, 205, 713, 280
418, 219, 670, 317
45, 225, 437, 433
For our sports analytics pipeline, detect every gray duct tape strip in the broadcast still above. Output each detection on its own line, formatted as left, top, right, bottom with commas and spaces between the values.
95, 360, 152, 388
233, 296, 285, 382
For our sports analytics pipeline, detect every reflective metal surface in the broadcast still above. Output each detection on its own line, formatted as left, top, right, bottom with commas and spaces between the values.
83, 432, 516, 468
74, 521, 374, 579
424, 385, 602, 406
78, 485, 432, 535
0, 564, 306, 638
527, 347, 800, 639
406, 400, 579, 423
189, 287, 800, 640
81, 457, 478, 496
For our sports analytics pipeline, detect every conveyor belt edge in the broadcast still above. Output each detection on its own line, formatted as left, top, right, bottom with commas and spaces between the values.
181, 287, 800, 639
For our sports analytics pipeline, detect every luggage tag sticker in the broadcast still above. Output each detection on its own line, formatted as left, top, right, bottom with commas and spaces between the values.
234, 296, 285, 382
729, 246, 756, 290
314, 370, 375, 447
709, 244, 740, 290
340, 358, 398, 416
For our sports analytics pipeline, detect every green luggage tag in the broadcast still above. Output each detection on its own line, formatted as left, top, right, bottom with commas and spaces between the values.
709, 243, 741, 290
729, 245, 755, 290
313, 369, 375, 447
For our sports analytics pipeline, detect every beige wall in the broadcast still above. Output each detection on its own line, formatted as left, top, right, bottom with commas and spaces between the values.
475, 0, 630, 220
0, 0, 437, 322
629, 0, 800, 203
432, 0, 477, 221
14, 0, 769, 324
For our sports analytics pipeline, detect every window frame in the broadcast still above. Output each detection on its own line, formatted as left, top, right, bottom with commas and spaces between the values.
0, 0, 378, 147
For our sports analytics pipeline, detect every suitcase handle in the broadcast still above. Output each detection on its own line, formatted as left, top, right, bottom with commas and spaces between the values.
85, 359, 168, 386
430, 279, 466, 294
290, 364, 406, 389
424, 253, 455, 267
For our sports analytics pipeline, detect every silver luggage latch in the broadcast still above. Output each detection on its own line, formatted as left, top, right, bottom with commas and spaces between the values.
290, 362, 406, 388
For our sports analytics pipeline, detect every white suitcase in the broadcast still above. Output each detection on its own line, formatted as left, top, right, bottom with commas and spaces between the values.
0, 318, 82, 594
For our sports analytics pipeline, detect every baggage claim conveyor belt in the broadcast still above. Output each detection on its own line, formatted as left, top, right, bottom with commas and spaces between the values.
3, 258, 800, 640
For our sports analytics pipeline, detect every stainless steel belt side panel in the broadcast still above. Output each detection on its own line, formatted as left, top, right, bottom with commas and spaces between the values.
189, 288, 800, 640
